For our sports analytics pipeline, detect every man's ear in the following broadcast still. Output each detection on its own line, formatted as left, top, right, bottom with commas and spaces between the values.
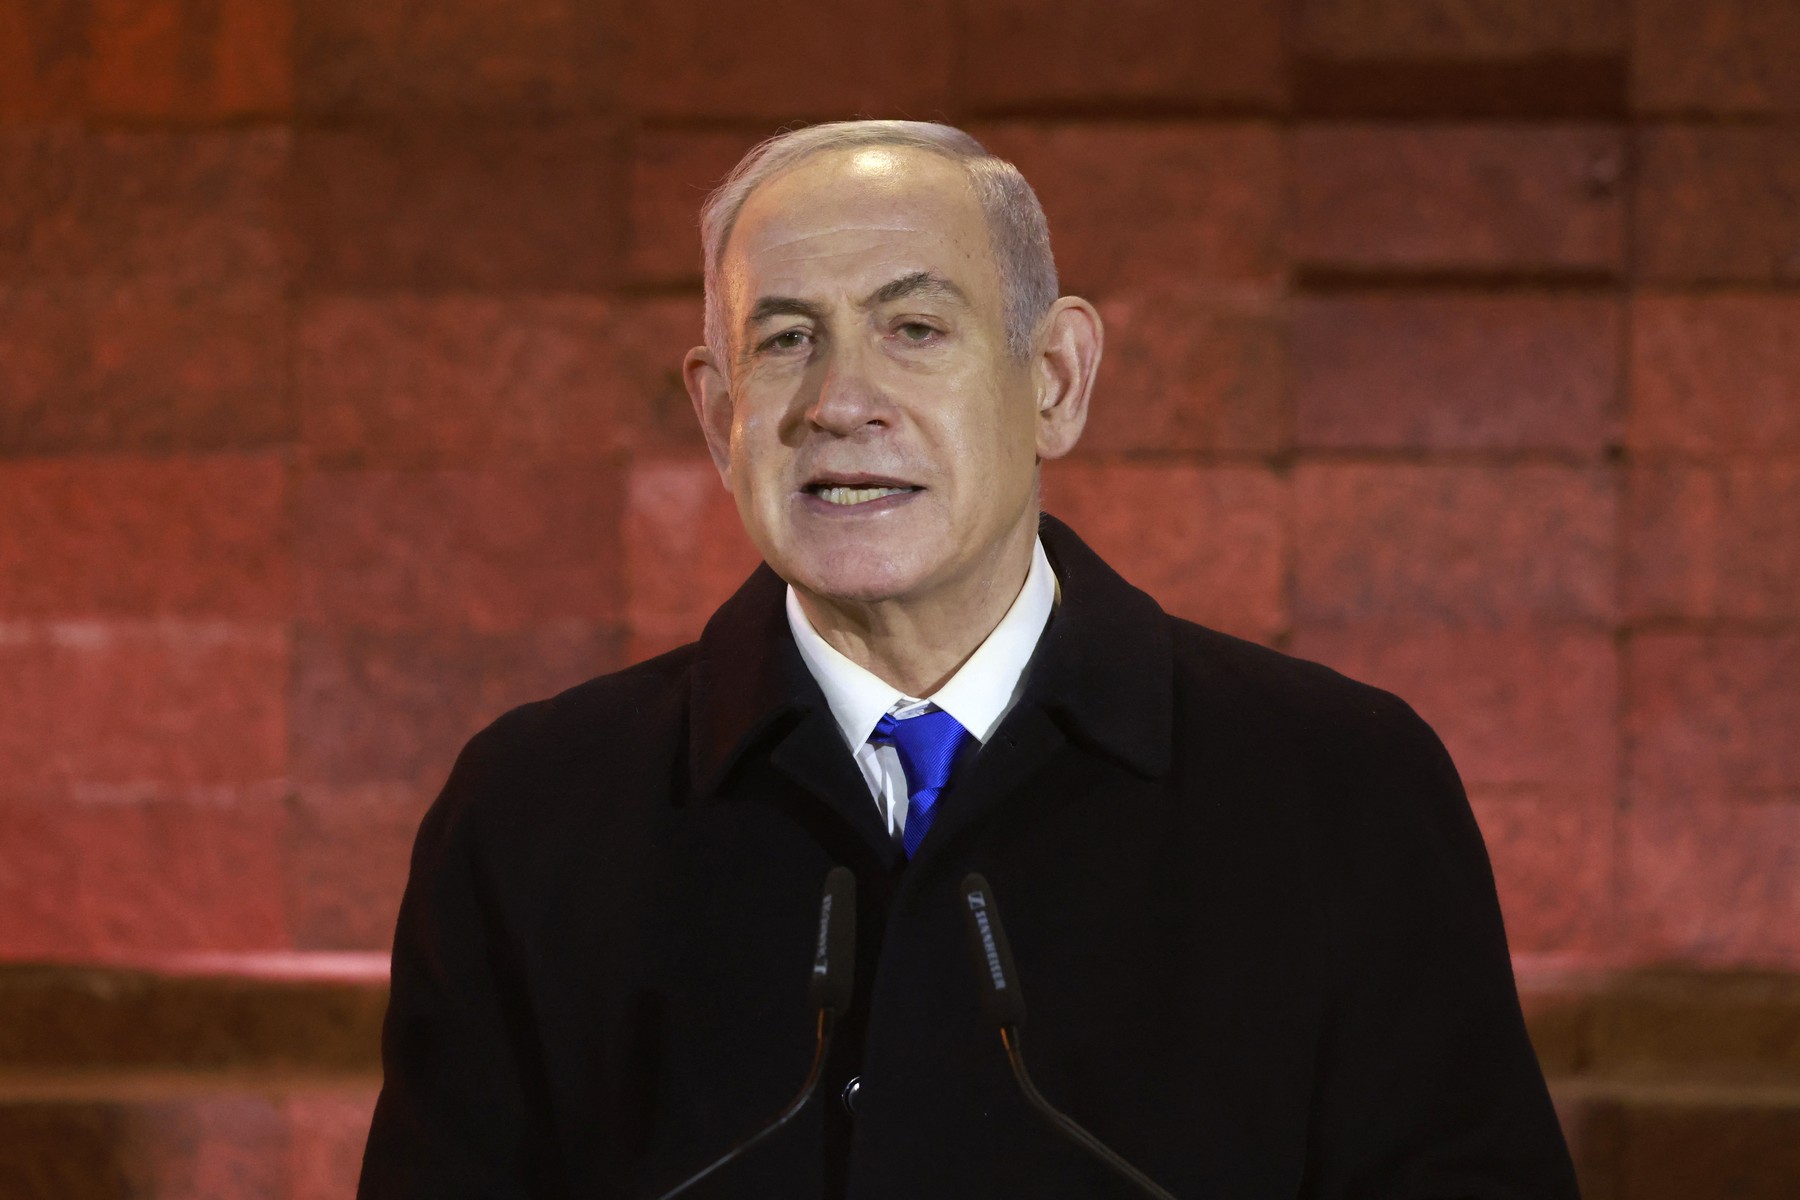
1033, 297, 1103, 461
683, 346, 735, 483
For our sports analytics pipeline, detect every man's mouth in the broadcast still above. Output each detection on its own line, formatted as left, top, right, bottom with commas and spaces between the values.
804, 480, 922, 506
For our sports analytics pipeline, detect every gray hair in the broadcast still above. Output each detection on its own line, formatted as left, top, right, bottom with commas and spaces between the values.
699, 120, 1058, 365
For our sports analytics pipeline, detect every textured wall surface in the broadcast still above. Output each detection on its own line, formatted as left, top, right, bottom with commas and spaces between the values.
2, 0, 1798, 1193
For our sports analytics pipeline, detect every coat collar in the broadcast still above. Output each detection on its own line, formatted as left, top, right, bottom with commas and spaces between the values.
1024, 513, 1173, 778
688, 513, 1174, 801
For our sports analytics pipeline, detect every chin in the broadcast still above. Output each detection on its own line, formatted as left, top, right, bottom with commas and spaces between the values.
777, 542, 936, 606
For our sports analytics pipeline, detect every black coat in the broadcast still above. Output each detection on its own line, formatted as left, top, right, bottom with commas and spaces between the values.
358, 516, 1579, 1199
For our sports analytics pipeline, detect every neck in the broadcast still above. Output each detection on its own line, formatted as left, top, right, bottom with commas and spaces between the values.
793, 525, 1036, 698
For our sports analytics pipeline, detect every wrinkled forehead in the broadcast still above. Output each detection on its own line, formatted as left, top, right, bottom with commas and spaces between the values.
720, 147, 1001, 304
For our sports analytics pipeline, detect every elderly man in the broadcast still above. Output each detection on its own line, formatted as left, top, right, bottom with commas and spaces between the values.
359, 121, 1579, 1199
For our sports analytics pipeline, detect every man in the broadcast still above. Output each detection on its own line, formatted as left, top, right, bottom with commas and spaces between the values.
359, 121, 1580, 1199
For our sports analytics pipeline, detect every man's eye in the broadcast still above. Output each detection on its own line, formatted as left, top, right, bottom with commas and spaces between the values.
897, 322, 938, 342
763, 329, 810, 352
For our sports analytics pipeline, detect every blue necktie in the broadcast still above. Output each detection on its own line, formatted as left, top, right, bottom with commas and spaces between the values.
871, 708, 972, 858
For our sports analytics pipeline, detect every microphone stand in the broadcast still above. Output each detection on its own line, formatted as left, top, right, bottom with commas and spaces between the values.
961, 872, 1181, 1200
652, 866, 855, 1199
654, 1007, 837, 1200
998, 1025, 1177, 1200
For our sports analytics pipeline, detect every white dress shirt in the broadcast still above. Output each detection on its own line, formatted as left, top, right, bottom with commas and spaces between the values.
785, 537, 1059, 844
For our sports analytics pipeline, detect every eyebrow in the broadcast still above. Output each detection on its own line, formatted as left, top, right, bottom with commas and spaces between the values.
743, 271, 971, 331
747, 295, 825, 325
870, 270, 969, 307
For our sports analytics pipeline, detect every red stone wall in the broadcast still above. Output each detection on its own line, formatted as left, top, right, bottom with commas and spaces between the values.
3, 0, 1797, 980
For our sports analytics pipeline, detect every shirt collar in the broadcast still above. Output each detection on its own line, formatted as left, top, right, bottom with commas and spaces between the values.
690, 514, 1171, 801
785, 536, 1058, 753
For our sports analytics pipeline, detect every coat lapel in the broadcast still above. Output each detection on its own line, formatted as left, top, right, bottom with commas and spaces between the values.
909, 515, 1176, 867
1029, 513, 1174, 780
767, 705, 899, 862
686, 516, 1176, 868
688, 563, 898, 859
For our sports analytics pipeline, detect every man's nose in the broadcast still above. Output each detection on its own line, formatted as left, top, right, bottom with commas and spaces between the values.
805, 339, 890, 436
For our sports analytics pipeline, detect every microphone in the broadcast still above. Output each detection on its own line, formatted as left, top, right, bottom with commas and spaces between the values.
654, 866, 856, 1200
959, 873, 1180, 1200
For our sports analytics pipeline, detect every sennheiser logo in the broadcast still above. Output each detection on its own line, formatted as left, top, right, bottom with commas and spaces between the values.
813, 894, 833, 976
967, 892, 1007, 990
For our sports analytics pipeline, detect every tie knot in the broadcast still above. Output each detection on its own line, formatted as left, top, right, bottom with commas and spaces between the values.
871, 708, 970, 798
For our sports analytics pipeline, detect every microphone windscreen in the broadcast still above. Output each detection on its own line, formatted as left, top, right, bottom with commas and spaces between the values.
960, 873, 1027, 1028
807, 866, 856, 1013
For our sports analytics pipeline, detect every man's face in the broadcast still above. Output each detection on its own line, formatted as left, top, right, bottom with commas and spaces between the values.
700, 147, 1045, 609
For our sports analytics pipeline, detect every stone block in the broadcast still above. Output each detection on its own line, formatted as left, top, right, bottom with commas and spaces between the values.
0, 963, 385, 1073
1294, 0, 1626, 117
283, 784, 432, 951
0, 622, 288, 789
0, 456, 289, 619
963, 0, 1285, 112
1079, 285, 1286, 456
287, 1091, 381, 1200
299, 294, 633, 466
1636, 127, 1800, 285
1297, 61, 1628, 121
1041, 462, 1288, 642
973, 122, 1285, 293
297, 0, 609, 116
1296, 0, 1624, 58
1617, 1100, 1800, 1199
623, 457, 764, 636
1624, 465, 1800, 622
1588, 971, 1800, 1085
626, 129, 763, 287
1625, 632, 1800, 810
1293, 124, 1625, 276
294, 466, 624, 632
281, 293, 708, 463
1294, 291, 1620, 452
291, 123, 621, 291
1633, 0, 1800, 116
1623, 796, 1800, 969
288, 623, 624, 786
1629, 293, 1800, 457
0, 283, 291, 454
85, 0, 292, 120
0, 128, 287, 294
1525, 972, 1800, 1195
0, 1, 85, 121
608, 295, 710, 453
0, 785, 291, 957
1466, 787, 1615, 955
1294, 464, 1617, 626
1295, 60, 1626, 120
0, 0, 288, 122
0, 1089, 384, 1200
0, 1097, 286, 1200
619, 0, 953, 121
